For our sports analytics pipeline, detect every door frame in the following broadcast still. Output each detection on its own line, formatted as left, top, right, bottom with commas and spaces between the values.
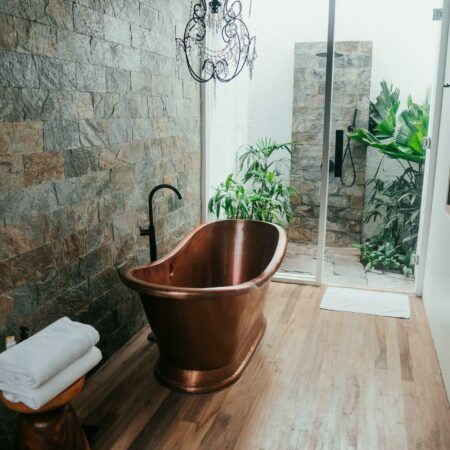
315, 0, 336, 286
415, 0, 450, 296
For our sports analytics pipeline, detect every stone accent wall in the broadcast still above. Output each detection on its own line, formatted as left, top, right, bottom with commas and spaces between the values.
290, 41, 372, 246
0, 1, 201, 443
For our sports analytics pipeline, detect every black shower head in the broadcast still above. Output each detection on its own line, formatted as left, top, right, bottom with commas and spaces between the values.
315, 51, 344, 58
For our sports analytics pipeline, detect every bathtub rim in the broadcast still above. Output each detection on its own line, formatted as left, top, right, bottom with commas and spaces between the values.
120, 219, 287, 299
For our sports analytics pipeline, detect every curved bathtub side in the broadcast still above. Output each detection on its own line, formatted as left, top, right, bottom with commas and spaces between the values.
121, 220, 287, 299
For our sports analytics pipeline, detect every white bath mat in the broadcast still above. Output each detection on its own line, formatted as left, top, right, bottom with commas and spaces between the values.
320, 287, 411, 319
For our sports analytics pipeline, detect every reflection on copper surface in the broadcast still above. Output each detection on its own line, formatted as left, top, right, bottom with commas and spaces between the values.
121, 220, 287, 393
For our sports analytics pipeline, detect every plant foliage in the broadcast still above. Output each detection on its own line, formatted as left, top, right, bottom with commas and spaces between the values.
208, 139, 297, 226
355, 166, 423, 276
349, 80, 429, 164
350, 81, 429, 276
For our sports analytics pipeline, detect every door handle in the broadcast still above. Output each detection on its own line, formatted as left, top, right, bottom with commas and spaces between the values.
335, 130, 344, 178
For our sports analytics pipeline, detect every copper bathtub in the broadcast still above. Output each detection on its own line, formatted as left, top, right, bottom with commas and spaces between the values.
120, 219, 287, 394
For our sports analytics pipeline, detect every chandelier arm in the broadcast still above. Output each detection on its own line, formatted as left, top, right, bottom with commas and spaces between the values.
217, 34, 245, 83
216, 14, 250, 82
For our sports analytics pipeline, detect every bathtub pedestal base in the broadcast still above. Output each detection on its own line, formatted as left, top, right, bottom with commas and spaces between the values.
154, 318, 266, 394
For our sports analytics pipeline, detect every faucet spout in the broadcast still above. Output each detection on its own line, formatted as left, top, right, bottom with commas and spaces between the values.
141, 184, 183, 262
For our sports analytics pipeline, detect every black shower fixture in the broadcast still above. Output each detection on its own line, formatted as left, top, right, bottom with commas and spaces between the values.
315, 51, 344, 58
334, 109, 358, 187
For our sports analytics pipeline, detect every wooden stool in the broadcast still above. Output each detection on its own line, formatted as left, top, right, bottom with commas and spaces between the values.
1, 377, 90, 450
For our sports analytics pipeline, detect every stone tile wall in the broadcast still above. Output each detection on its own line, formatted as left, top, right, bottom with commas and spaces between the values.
290, 41, 372, 247
0, 1, 201, 443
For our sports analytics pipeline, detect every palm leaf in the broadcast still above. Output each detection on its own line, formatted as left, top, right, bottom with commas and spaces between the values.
369, 80, 400, 138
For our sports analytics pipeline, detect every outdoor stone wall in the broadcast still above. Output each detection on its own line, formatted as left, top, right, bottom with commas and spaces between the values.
0, 0, 201, 444
290, 41, 372, 247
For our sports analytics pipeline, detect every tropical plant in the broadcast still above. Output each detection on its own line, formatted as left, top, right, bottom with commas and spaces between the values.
364, 168, 422, 245
349, 80, 429, 165
355, 166, 422, 276
356, 240, 412, 275
208, 138, 297, 227
349, 81, 429, 276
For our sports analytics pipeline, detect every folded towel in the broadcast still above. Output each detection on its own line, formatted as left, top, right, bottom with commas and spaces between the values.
0, 317, 99, 390
2, 346, 102, 410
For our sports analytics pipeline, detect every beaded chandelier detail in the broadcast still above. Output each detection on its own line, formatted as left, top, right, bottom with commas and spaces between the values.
176, 0, 257, 84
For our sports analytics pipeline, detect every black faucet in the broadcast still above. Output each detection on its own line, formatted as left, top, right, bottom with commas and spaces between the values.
140, 184, 183, 262
19, 326, 29, 341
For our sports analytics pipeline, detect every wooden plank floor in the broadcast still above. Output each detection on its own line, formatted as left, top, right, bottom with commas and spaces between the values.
73, 283, 450, 449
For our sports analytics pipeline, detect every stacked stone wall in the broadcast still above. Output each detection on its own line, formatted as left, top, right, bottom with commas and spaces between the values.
0, 2, 201, 441
290, 41, 372, 246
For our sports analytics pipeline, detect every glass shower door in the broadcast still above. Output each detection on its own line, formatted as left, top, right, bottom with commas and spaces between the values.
276, 0, 336, 284
320, 0, 443, 293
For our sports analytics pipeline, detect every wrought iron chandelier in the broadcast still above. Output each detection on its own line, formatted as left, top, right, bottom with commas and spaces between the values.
176, 0, 257, 84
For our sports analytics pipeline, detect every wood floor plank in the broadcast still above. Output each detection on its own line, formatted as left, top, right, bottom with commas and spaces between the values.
73, 283, 450, 449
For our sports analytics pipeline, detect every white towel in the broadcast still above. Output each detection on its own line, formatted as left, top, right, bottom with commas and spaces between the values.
0, 317, 99, 390
320, 287, 411, 318
2, 346, 102, 410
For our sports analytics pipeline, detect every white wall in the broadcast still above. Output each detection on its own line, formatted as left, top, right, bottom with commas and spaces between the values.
208, 0, 442, 197
423, 21, 450, 402
248, 0, 441, 144
207, 73, 249, 203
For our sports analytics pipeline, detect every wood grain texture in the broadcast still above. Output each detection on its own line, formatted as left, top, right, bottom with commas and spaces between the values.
13, 404, 90, 450
73, 283, 450, 450
1, 377, 89, 450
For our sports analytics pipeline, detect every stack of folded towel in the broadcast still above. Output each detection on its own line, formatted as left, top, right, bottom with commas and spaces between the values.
0, 317, 102, 410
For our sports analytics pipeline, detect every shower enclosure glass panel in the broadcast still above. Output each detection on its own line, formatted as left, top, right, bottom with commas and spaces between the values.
205, 0, 332, 281
277, 0, 335, 284
278, 46, 330, 281
321, 0, 443, 292
204, 0, 441, 291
